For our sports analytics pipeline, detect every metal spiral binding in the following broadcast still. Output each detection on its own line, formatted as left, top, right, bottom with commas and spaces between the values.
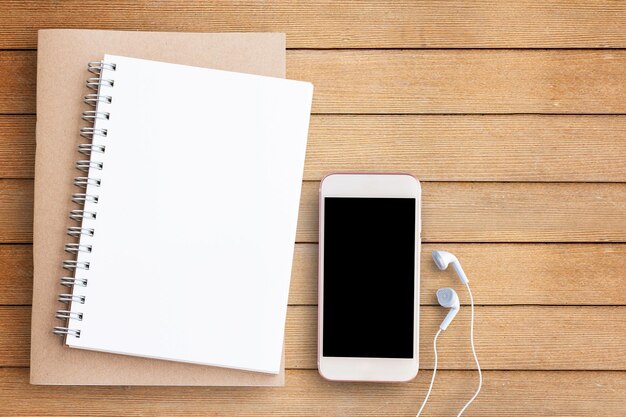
64, 243, 92, 254
80, 127, 108, 140
55, 60, 116, 339
75, 160, 103, 172
56, 310, 84, 321
74, 177, 101, 188
87, 61, 116, 73
62, 260, 90, 270
58, 294, 86, 304
81, 110, 110, 123
86, 77, 114, 90
72, 193, 99, 204
67, 227, 95, 237
53, 327, 81, 337
69, 210, 97, 221
78, 144, 106, 155
60, 277, 88, 287
83, 94, 112, 107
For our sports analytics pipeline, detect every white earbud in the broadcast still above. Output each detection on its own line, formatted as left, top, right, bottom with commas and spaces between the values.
418, 251, 481, 417
432, 250, 469, 284
436, 288, 460, 331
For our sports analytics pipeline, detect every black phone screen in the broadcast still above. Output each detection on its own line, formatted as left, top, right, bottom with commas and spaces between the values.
322, 197, 416, 358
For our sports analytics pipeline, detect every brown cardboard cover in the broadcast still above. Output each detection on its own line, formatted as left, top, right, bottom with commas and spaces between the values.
32, 29, 286, 385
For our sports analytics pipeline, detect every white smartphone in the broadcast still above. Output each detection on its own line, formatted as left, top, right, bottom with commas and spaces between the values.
318, 173, 421, 382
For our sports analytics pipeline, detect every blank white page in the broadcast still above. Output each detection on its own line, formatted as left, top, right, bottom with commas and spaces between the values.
67, 55, 313, 374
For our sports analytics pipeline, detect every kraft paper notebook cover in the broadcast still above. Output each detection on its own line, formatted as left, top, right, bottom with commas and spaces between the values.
32, 29, 290, 385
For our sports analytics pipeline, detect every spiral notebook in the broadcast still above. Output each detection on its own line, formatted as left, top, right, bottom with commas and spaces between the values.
49, 54, 313, 374
32, 29, 303, 385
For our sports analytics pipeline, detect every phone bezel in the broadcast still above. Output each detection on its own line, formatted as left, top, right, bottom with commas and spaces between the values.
318, 173, 421, 382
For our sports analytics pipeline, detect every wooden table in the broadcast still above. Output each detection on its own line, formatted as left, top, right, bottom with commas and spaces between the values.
1, 1, 625, 415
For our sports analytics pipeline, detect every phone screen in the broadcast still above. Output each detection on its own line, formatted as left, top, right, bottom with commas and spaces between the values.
322, 197, 416, 359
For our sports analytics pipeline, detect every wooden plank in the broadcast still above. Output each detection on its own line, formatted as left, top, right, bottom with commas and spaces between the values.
286, 306, 626, 370
418, 182, 626, 243
299, 181, 626, 243
0, 180, 32, 243
4, 50, 626, 114
5, 114, 626, 182
3, 243, 625, 306
288, 243, 626, 306
5, 306, 626, 370
1, 1, 626, 49
306, 115, 626, 181
0, 51, 37, 113
3, 242, 626, 305
0, 369, 625, 417
288, 50, 626, 114
0, 115, 34, 178
2, 180, 626, 243
0, 245, 31, 305
0, 306, 29, 367
0, 52, 35, 115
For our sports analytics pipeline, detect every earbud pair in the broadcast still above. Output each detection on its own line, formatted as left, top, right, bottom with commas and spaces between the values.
432, 250, 467, 331
419, 250, 482, 417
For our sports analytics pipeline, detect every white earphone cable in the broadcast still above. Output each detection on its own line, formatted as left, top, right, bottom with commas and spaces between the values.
415, 328, 442, 417
457, 282, 482, 417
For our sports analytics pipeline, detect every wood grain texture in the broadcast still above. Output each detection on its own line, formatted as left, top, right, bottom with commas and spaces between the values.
2, 243, 624, 306
4, 114, 626, 181
288, 50, 626, 114
4, 50, 626, 114
290, 243, 626, 306
298, 181, 626, 243
289, 306, 626, 370
0, 306, 29, 367
2, 180, 625, 243
0, 368, 625, 416
0, 116, 34, 179
0, 245, 31, 305
306, 115, 626, 181
0, 180, 32, 243
3, 306, 626, 370
0, 52, 35, 115
1, 1, 626, 49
